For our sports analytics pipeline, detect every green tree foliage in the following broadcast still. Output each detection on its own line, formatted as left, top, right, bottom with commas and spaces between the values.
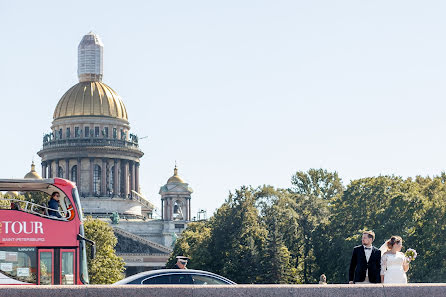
318, 176, 425, 283
83, 217, 125, 284
172, 169, 446, 284
209, 187, 268, 283
166, 221, 212, 269
409, 175, 446, 282
288, 169, 343, 283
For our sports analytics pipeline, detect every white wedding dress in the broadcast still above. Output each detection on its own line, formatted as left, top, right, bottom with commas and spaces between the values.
380, 252, 408, 284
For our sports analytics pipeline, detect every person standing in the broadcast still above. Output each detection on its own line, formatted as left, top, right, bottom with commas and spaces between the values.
349, 231, 381, 284
173, 256, 189, 269
380, 236, 409, 284
48, 192, 62, 218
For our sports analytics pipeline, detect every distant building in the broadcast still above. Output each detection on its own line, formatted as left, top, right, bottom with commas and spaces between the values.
35, 32, 193, 275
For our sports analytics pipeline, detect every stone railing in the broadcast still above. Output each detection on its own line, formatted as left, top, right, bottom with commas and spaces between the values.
0, 284, 445, 297
41, 138, 140, 150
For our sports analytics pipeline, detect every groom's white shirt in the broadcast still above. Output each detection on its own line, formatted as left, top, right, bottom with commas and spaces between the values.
363, 245, 372, 276
363, 245, 372, 262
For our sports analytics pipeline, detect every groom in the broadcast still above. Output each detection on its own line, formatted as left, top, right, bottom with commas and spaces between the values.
349, 230, 381, 284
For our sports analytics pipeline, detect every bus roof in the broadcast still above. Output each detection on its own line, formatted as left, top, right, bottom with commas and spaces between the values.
0, 178, 75, 192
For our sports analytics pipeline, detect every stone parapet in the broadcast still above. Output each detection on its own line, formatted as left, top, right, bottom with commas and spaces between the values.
1, 284, 446, 297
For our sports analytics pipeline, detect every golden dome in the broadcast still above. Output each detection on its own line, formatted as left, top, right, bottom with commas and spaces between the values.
53, 81, 128, 120
167, 166, 185, 184
24, 162, 42, 179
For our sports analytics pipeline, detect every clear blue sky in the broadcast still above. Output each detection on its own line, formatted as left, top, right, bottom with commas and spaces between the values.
1, 1, 446, 217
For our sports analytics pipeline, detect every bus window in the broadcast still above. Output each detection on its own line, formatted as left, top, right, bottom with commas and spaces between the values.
60, 250, 75, 285
0, 191, 75, 221
39, 250, 53, 285
0, 247, 37, 284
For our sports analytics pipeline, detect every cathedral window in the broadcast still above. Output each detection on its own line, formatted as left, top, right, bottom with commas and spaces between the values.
71, 165, 78, 184
104, 127, 109, 138
93, 165, 101, 196
75, 127, 80, 138
113, 128, 117, 139
85, 127, 90, 138
59, 129, 63, 140
66, 128, 71, 138
95, 127, 100, 137
58, 166, 64, 178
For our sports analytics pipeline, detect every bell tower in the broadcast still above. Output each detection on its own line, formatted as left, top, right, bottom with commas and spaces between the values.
159, 165, 193, 221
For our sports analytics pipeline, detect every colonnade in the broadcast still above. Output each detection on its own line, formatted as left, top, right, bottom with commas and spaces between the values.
41, 158, 140, 198
161, 196, 191, 221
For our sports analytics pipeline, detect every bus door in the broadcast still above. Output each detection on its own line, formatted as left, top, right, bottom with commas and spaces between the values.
60, 249, 75, 285
38, 249, 77, 285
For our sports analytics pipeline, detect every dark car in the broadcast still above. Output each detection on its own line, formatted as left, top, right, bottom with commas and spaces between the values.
114, 269, 236, 285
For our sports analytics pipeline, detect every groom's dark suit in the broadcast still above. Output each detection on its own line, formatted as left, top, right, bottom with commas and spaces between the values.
349, 245, 381, 283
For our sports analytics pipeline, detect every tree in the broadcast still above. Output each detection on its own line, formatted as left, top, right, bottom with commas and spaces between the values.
261, 215, 297, 283
208, 186, 268, 283
288, 169, 343, 283
291, 168, 343, 201
320, 176, 424, 283
256, 186, 299, 283
166, 221, 212, 269
83, 217, 125, 284
410, 175, 446, 282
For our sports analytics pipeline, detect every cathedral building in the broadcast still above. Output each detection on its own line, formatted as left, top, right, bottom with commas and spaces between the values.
38, 32, 146, 217
36, 32, 193, 274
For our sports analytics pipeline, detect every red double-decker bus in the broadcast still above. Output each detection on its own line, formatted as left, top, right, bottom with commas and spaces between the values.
0, 178, 94, 285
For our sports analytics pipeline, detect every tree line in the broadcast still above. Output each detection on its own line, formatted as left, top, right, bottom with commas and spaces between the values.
167, 169, 446, 284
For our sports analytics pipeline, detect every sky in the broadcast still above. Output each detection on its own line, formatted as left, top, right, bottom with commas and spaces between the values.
1, 1, 446, 217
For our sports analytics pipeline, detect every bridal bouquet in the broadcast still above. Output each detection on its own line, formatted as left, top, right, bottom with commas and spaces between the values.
405, 248, 417, 261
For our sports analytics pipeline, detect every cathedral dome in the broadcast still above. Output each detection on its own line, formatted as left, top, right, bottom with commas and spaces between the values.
24, 162, 42, 179
53, 81, 128, 121
167, 166, 185, 184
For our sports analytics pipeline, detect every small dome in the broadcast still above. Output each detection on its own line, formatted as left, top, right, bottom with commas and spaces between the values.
24, 162, 42, 179
53, 81, 128, 121
167, 166, 185, 184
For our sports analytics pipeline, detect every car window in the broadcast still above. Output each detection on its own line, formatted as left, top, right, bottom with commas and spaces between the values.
192, 274, 228, 285
142, 274, 193, 285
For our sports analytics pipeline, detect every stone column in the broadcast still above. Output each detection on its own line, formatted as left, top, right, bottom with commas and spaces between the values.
113, 159, 119, 197
48, 160, 52, 178
168, 197, 172, 221
65, 159, 70, 180
188, 198, 191, 221
131, 161, 136, 194
101, 158, 107, 196
123, 160, 129, 198
89, 158, 94, 196
135, 162, 140, 193
77, 158, 81, 188
41, 162, 46, 178
161, 198, 164, 220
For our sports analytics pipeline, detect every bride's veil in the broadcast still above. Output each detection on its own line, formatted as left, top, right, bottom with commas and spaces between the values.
379, 241, 389, 255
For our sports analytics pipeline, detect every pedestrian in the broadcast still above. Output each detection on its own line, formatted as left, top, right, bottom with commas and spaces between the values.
174, 256, 189, 269
349, 230, 381, 284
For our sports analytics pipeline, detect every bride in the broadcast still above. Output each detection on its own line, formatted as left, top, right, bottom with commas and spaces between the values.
380, 236, 410, 283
